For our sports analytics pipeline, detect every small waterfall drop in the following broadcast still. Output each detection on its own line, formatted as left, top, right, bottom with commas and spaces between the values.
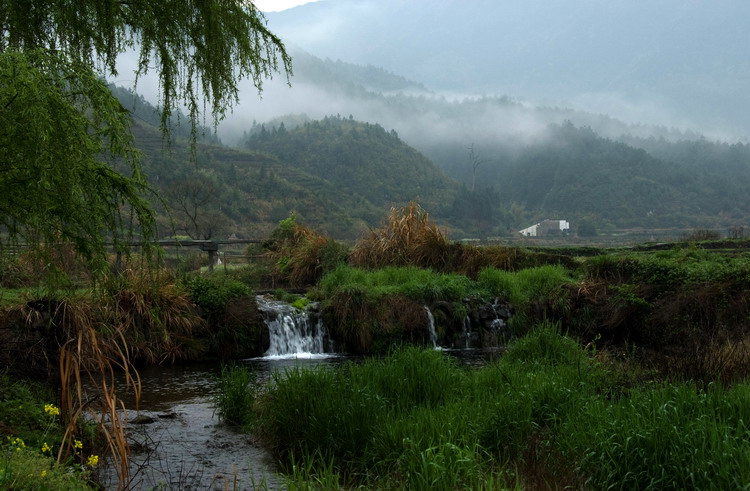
256, 295, 333, 358
462, 315, 472, 349
423, 306, 439, 349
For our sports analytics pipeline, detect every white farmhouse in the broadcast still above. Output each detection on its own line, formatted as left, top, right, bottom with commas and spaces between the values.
519, 219, 570, 237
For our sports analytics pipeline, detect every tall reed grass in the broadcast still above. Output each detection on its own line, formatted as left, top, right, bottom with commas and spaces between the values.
4, 268, 208, 488
349, 202, 453, 271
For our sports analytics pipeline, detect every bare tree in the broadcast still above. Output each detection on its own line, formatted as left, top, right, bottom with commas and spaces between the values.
467, 143, 491, 193
167, 177, 229, 239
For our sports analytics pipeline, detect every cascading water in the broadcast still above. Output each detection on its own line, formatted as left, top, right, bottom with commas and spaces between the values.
256, 295, 334, 357
423, 306, 439, 349
462, 315, 472, 349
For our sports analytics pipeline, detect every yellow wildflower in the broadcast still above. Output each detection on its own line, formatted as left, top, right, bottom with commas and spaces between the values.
9, 437, 25, 450
41, 470, 48, 478
87, 455, 99, 467
44, 404, 60, 416
41, 442, 52, 454
73, 439, 83, 449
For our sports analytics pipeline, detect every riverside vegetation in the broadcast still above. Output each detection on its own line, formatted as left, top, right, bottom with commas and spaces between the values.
4, 204, 750, 488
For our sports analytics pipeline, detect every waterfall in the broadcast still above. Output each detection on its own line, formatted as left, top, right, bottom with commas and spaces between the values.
423, 306, 439, 349
462, 315, 472, 349
256, 295, 333, 357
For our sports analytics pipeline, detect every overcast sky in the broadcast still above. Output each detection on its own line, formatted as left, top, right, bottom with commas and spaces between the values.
253, 0, 319, 12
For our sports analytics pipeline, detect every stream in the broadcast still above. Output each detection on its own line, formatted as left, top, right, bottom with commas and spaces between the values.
98, 356, 348, 490
97, 297, 502, 490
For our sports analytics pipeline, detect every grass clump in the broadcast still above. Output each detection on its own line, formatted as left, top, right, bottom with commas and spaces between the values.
558, 383, 750, 489
350, 202, 455, 271
257, 365, 387, 467
315, 265, 481, 352
263, 213, 349, 288
315, 264, 578, 352
478, 264, 573, 307
317, 265, 477, 305
255, 330, 591, 488
501, 321, 585, 366
214, 364, 257, 428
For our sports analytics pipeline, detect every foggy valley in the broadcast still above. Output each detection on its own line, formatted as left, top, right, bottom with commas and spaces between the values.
112, 0, 750, 240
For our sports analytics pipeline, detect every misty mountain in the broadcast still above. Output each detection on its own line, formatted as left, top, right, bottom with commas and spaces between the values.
243, 115, 461, 224
219, 47, 700, 161
112, 88, 479, 239
112, 36, 750, 238
267, 0, 750, 141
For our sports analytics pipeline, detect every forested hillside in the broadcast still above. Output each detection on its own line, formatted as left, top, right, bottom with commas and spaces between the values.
446, 124, 750, 231
243, 116, 458, 217
112, 86, 477, 239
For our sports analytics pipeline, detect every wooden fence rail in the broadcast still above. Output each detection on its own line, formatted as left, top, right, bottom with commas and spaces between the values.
114, 239, 266, 272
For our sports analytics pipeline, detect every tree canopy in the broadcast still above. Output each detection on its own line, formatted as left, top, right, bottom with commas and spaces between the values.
0, 0, 291, 272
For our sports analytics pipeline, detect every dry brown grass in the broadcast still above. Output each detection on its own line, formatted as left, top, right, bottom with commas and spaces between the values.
105, 268, 206, 364
324, 292, 434, 353
652, 334, 750, 387
16, 296, 138, 488
374, 295, 430, 344
350, 203, 454, 270
264, 218, 346, 288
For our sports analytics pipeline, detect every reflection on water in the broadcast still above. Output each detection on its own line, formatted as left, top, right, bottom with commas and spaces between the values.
100, 350, 501, 490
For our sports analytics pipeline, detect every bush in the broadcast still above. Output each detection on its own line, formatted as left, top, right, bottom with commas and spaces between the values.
183, 273, 250, 319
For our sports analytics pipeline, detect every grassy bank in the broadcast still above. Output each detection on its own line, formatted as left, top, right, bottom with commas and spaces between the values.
234, 326, 750, 489
312, 263, 573, 353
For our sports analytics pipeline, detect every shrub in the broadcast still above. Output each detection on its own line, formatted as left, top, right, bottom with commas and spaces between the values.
183, 273, 250, 319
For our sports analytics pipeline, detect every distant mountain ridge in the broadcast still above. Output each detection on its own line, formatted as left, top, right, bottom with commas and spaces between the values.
267, 0, 750, 140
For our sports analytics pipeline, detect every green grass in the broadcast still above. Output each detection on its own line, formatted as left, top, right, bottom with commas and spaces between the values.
254, 326, 750, 489
477, 264, 573, 306
0, 288, 28, 308
0, 446, 95, 490
316, 265, 479, 304
584, 246, 750, 287
314, 264, 577, 350
214, 364, 257, 428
